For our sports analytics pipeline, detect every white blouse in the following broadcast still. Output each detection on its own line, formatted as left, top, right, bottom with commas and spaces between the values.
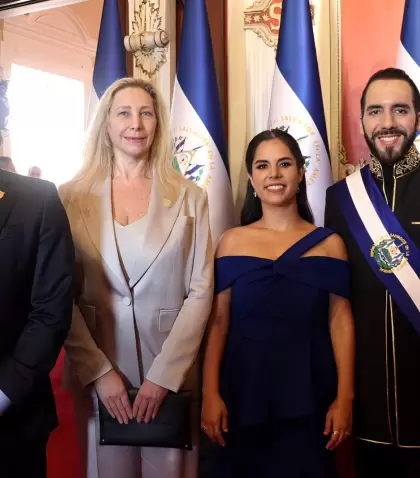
114, 217, 147, 283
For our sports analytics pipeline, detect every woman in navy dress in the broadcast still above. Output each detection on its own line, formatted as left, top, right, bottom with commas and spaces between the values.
201, 129, 355, 477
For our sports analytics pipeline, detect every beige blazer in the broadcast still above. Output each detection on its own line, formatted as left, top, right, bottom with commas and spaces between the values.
60, 175, 214, 392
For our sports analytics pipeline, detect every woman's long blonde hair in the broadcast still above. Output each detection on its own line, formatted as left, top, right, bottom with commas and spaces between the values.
69, 77, 179, 197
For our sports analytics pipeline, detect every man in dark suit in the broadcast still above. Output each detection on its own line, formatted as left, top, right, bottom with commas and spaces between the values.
0, 156, 15, 172
0, 168, 75, 477
326, 68, 420, 477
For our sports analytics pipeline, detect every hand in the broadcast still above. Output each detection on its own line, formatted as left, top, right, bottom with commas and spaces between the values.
94, 369, 132, 425
132, 379, 169, 424
201, 393, 228, 446
324, 398, 353, 450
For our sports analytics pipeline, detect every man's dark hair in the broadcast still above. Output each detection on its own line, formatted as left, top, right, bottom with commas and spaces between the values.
0, 156, 12, 169
360, 67, 420, 116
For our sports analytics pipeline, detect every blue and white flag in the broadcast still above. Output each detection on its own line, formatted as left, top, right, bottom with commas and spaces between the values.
268, 0, 331, 226
397, 0, 420, 147
170, 0, 234, 246
88, 0, 127, 123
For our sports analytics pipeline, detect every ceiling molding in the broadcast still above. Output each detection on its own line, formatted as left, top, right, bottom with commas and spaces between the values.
3, 6, 96, 57
0, 0, 87, 20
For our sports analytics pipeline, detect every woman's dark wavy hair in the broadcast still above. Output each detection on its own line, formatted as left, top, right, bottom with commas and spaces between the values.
240, 128, 314, 226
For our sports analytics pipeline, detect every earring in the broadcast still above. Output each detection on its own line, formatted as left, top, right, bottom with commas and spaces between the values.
297, 187, 300, 193
253, 190, 257, 198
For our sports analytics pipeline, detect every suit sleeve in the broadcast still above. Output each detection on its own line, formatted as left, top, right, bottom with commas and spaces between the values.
0, 182, 75, 404
146, 190, 214, 392
58, 187, 113, 387
64, 304, 113, 387
325, 185, 340, 232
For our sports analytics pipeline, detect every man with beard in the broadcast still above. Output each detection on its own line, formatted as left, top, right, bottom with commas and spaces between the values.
325, 68, 420, 477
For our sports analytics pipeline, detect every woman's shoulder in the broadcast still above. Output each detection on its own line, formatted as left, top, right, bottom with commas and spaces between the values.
58, 180, 88, 209
57, 180, 75, 207
58, 180, 74, 198
175, 174, 206, 201
321, 229, 348, 261
216, 226, 254, 258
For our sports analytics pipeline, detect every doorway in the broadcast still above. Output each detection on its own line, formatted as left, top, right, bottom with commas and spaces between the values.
8, 63, 85, 186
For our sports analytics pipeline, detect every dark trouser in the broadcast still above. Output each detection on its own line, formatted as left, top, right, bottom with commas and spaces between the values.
0, 439, 48, 478
355, 439, 420, 478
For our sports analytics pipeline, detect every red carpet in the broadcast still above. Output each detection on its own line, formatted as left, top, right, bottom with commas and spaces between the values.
47, 350, 80, 478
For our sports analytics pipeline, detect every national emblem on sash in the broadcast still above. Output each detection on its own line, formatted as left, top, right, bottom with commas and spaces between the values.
370, 234, 410, 273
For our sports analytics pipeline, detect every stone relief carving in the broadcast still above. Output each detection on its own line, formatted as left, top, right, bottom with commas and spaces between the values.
244, 0, 314, 49
125, 0, 169, 78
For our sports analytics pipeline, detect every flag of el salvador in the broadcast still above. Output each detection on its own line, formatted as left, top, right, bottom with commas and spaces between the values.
170, 0, 234, 246
397, 0, 420, 144
88, 0, 127, 123
268, 0, 332, 226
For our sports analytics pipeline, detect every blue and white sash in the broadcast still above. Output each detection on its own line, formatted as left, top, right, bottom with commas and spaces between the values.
335, 166, 420, 335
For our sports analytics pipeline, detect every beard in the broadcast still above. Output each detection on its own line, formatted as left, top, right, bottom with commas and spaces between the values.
363, 127, 417, 165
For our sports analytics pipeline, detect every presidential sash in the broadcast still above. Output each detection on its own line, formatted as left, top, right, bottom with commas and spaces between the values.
334, 166, 420, 335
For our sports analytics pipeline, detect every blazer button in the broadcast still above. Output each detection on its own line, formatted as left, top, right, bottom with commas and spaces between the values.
122, 297, 132, 306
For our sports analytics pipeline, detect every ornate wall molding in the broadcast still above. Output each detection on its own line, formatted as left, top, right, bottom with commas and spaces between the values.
0, 0, 86, 20
125, 0, 169, 78
3, 7, 96, 58
244, 0, 314, 49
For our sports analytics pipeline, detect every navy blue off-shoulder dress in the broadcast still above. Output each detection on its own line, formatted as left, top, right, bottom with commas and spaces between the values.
213, 227, 350, 478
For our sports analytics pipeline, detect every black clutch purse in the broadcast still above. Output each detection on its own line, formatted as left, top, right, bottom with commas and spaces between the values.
98, 389, 192, 450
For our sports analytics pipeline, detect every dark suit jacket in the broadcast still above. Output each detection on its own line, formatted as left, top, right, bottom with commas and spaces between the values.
0, 170, 75, 444
325, 152, 420, 447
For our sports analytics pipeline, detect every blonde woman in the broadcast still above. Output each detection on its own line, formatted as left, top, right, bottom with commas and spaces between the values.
60, 78, 213, 478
